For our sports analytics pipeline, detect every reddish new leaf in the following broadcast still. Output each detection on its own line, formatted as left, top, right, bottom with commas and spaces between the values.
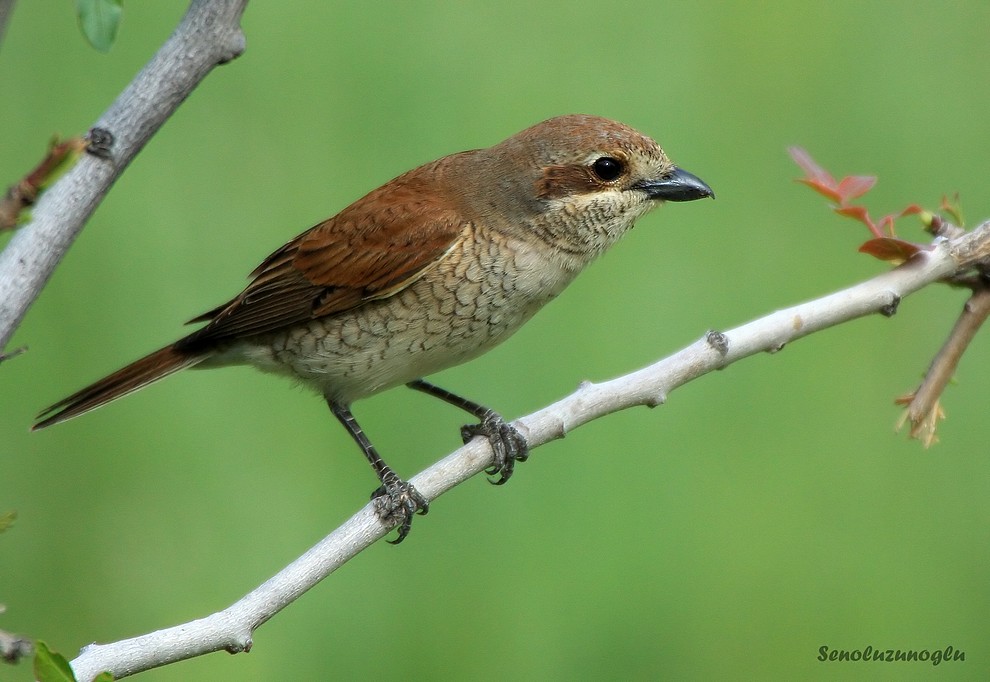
876, 214, 896, 237
875, 204, 924, 237
858, 237, 926, 264
797, 177, 842, 203
789, 146, 844, 202
788, 146, 834, 186
835, 175, 876, 204
834, 205, 883, 237
790, 147, 939, 260
790, 148, 877, 206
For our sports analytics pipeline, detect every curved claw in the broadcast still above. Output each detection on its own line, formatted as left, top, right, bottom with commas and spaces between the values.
371, 475, 429, 544
460, 412, 529, 485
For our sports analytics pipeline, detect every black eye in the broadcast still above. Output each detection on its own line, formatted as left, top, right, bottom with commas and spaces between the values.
591, 156, 624, 182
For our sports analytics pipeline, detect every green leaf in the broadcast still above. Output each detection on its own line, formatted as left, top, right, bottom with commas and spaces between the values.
33, 641, 77, 682
77, 0, 123, 53
0, 510, 15, 533
94, 672, 116, 681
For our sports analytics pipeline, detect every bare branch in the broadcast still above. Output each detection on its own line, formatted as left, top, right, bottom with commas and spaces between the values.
69, 225, 990, 681
0, 625, 33, 665
890, 219, 990, 444
0, 0, 249, 353
898, 284, 990, 445
0, 600, 33, 666
0, 0, 14, 54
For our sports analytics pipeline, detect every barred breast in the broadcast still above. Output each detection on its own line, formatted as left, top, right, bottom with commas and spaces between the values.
227, 222, 586, 403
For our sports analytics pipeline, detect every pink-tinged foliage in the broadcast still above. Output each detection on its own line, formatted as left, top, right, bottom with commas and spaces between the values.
836, 175, 877, 203
858, 237, 927, 264
790, 147, 938, 264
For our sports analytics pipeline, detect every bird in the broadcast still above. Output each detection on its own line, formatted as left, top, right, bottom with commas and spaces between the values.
34, 114, 713, 542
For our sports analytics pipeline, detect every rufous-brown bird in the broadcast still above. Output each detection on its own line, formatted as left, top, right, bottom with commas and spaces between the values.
35, 114, 713, 542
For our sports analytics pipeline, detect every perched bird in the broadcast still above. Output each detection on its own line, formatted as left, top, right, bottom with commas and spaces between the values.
35, 114, 713, 541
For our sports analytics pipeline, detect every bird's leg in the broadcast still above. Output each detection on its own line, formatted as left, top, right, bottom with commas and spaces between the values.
327, 400, 427, 544
406, 379, 529, 484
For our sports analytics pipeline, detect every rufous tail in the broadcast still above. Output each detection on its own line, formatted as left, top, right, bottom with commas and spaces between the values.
34, 344, 210, 429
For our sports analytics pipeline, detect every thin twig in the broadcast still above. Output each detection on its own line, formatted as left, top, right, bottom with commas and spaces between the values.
898, 284, 990, 445
0, 137, 87, 232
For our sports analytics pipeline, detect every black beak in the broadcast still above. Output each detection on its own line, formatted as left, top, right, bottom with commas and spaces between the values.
635, 167, 714, 202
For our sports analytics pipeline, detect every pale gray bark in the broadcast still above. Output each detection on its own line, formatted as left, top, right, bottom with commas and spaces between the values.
0, 0, 248, 352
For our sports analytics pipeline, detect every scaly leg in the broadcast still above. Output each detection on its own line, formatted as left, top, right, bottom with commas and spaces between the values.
406, 379, 529, 484
328, 400, 428, 544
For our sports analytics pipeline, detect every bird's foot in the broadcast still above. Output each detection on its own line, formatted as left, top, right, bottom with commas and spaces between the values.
371, 473, 429, 544
461, 411, 529, 485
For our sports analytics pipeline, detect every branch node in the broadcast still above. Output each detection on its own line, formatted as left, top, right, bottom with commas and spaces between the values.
879, 293, 901, 317
645, 392, 667, 408
217, 29, 247, 64
704, 329, 729, 357
547, 415, 567, 439
224, 635, 252, 654
85, 127, 115, 161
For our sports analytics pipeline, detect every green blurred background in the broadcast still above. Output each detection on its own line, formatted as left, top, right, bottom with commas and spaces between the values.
2, 2, 989, 680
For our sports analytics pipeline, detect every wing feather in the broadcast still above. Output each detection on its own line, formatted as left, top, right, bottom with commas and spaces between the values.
178, 165, 466, 349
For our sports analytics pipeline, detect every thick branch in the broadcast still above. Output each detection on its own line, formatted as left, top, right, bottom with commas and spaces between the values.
0, 0, 248, 352
68, 224, 990, 681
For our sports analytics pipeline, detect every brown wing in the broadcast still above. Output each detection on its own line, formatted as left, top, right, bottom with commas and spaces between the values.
178, 170, 465, 349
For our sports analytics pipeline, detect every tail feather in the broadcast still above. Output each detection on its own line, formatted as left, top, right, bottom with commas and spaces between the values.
34, 344, 209, 430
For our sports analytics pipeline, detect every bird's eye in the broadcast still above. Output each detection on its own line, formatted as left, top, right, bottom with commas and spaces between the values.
591, 156, 624, 182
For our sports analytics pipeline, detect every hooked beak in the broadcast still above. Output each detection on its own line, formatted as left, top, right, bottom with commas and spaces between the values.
634, 167, 714, 202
